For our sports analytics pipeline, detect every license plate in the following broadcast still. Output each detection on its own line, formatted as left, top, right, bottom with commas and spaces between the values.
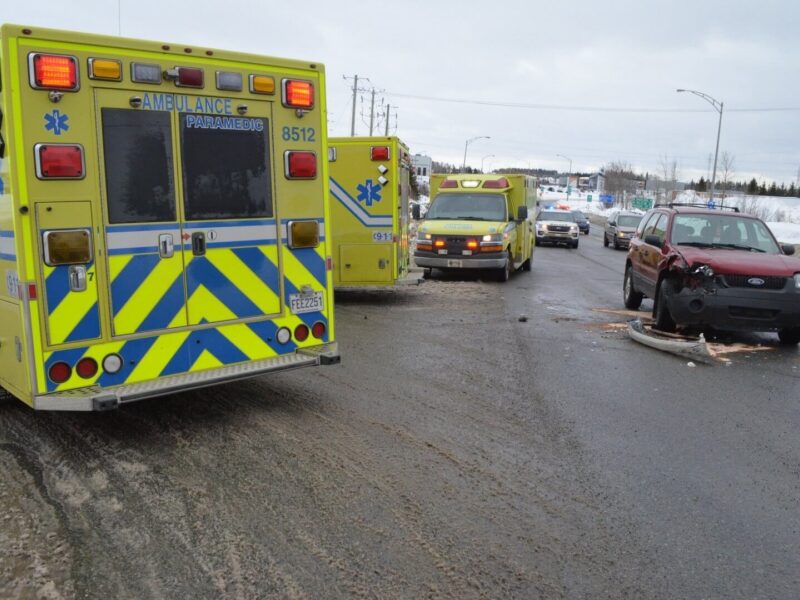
289, 292, 324, 314
446, 259, 462, 267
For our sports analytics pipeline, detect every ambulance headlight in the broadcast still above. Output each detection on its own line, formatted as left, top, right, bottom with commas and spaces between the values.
418, 231, 431, 241
102, 353, 123, 374
482, 233, 503, 242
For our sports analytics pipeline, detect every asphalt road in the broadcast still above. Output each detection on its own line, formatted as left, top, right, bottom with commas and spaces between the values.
1, 224, 799, 599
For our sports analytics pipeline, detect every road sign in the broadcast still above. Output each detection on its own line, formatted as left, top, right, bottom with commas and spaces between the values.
631, 197, 653, 210
707, 199, 717, 209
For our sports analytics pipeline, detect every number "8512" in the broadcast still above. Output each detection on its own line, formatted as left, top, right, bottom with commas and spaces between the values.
282, 126, 316, 142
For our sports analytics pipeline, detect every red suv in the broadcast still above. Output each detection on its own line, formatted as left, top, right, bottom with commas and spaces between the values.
623, 204, 800, 344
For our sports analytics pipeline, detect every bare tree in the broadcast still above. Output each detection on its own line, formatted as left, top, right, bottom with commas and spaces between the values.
719, 152, 735, 200
657, 154, 679, 202
603, 161, 640, 208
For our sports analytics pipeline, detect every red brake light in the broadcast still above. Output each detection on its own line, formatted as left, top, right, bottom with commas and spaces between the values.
35, 144, 85, 179
30, 54, 78, 90
48, 362, 72, 384
294, 324, 310, 342
285, 151, 317, 179
440, 179, 458, 188
76, 357, 99, 379
483, 178, 510, 189
371, 146, 390, 161
283, 80, 314, 109
176, 67, 204, 88
311, 322, 326, 339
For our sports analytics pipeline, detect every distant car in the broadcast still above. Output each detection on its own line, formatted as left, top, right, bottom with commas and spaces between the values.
571, 210, 590, 235
535, 209, 579, 248
604, 211, 643, 249
624, 204, 800, 344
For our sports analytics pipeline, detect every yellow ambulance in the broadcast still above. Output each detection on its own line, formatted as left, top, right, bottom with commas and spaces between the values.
414, 173, 536, 281
0, 25, 338, 410
328, 136, 420, 287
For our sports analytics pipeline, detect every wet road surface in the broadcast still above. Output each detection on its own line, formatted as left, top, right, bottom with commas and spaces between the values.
1, 224, 799, 598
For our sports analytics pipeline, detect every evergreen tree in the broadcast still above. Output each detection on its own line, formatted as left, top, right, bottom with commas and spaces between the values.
768, 182, 778, 196
758, 182, 768, 195
789, 183, 797, 198
696, 177, 707, 192
747, 178, 758, 195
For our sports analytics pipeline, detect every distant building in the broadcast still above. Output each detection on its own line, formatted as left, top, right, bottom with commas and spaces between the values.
412, 154, 433, 178
587, 172, 605, 192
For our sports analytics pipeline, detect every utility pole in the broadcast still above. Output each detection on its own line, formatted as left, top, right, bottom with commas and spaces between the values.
349, 74, 358, 137
369, 89, 376, 136
384, 104, 390, 136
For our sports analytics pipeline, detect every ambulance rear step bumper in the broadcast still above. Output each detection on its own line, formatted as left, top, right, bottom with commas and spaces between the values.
33, 342, 340, 412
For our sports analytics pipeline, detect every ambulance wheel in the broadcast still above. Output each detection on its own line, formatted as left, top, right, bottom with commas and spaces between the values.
522, 249, 532, 271
497, 253, 512, 282
423, 268, 433, 279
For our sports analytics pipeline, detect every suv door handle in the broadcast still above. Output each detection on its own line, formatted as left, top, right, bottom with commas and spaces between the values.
191, 232, 206, 256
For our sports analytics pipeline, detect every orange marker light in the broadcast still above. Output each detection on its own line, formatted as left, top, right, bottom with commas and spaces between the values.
250, 75, 275, 94
434, 240, 446, 248
88, 58, 122, 81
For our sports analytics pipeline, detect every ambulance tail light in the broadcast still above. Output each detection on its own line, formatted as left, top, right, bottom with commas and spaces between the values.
440, 179, 458, 188
29, 53, 79, 91
48, 362, 71, 384
294, 324, 310, 342
482, 178, 510, 189
102, 354, 123, 374
371, 146, 390, 161
35, 144, 85, 179
76, 357, 99, 379
176, 67, 204, 88
285, 151, 317, 179
288, 221, 320, 249
283, 80, 314, 109
311, 322, 326, 339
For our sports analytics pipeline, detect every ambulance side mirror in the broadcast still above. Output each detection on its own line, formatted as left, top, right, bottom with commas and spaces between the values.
516, 206, 528, 221
411, 204, 421, 220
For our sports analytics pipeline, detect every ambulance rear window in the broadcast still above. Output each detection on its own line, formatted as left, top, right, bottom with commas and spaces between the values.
101, 108, 176, 223
180, 114, 273, 220
101, 109, 176, 224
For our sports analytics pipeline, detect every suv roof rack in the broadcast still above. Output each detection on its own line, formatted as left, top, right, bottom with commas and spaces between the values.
656, 202, 739, 213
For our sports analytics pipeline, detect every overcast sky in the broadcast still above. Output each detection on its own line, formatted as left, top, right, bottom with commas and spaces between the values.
7, 0, 799, 184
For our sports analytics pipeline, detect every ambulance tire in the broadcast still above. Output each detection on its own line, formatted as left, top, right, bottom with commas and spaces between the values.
423, 268, 433, 279
497, 253, 513, 282
522, 248, 532, 271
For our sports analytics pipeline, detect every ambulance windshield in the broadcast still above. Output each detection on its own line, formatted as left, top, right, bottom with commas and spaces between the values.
427, 193, 507, 221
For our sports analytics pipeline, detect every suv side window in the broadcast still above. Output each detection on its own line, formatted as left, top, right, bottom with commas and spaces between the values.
642, 212, 661, 237
651, 214, 669, 243
637, 211, 655, 237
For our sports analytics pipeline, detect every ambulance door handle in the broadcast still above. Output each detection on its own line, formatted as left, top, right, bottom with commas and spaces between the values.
68, 265, 87, 292
191, 232, 207, 256
159, 234, 174, 258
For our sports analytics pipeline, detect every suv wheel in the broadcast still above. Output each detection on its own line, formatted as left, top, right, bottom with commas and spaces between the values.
778, 327, 800, 345
603, 233, 609, 247
653, 281, 677, 332
623, 265, 643, 310
612, 236, 620, 250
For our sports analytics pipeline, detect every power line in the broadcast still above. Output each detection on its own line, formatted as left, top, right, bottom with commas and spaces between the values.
385, 91, 800, 114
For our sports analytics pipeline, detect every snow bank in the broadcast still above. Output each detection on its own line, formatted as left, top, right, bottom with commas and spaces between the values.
767, 222, 800, 245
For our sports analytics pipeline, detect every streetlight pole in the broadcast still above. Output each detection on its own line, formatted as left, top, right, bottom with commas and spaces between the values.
556, 154, 573, 199
677, 88, 724, 203
462, 136, 490, 173
481, 154, 495, 173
